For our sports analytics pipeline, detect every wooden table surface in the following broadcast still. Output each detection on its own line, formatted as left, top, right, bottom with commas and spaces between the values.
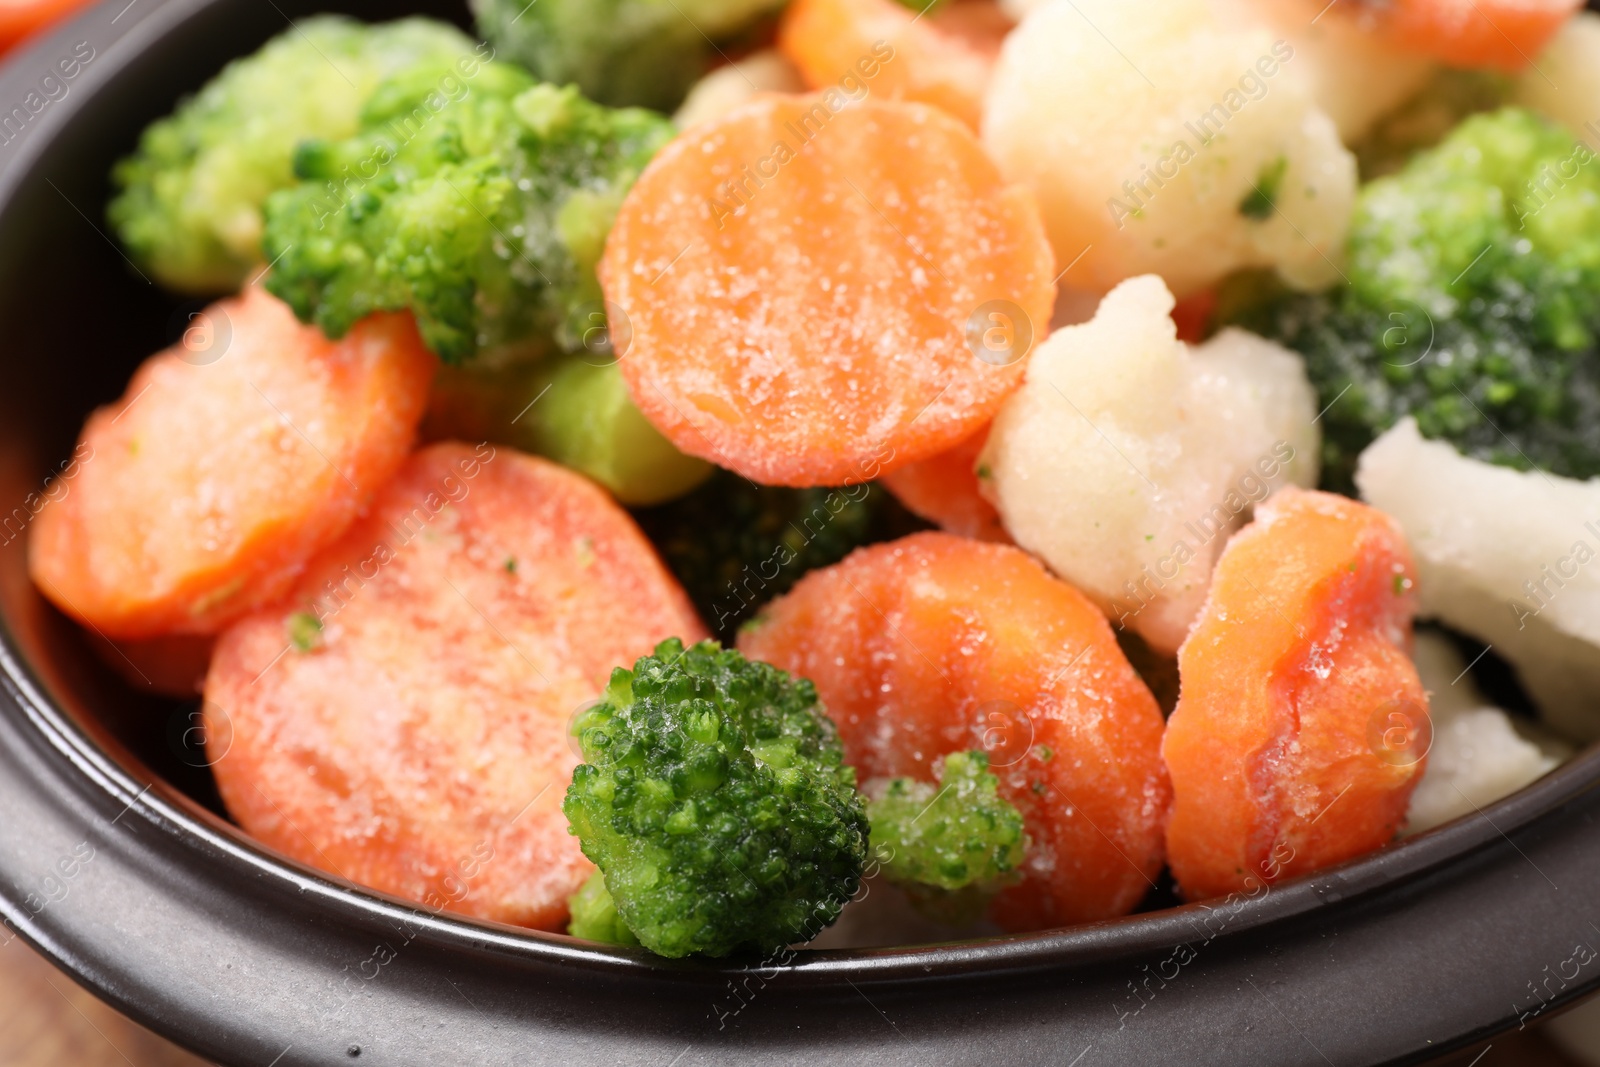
0, 930, 1590, 1066
0, 936, 209, 1066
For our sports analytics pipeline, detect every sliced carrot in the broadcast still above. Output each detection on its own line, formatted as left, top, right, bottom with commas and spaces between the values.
1162, 486, 1427, 902
92, 633, 215, 698
879, 424, 1010, 542
739, 531, 1169, 929
778, 0, 1010, 130
204, 443, 708, 930
1368, 0, 1580, 70
29, 285, 435, 639
602, 94, 1055, 488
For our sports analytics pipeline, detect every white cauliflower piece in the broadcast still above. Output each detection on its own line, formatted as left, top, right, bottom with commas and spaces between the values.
981, 0, 1357, 297
1406, 708, 1562, 833
1357, 418, 1600, 742
1402, 631, 1563, 834
1217, 0, 1436, 141
1409, 629, 1486, 720
979, 275, 1319, 654
673, 50, 804, 130
1515, 11, 1600, 142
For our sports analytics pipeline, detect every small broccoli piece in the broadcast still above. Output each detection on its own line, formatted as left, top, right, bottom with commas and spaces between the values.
527, 355, 714, 505
425, 355, 712, 505
108, 17, 478, 293
632, 472, 930, 639
865, 751, 1028, 925
563, 639, 868, 958
567, 870, 641, 947
426, 355, 713, 504
472, 0, 783, 111
263, 79, 674, 362
1227, 108, 1600, 491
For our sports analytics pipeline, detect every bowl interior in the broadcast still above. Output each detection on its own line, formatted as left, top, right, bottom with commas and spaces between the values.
0, 0, 1592, 971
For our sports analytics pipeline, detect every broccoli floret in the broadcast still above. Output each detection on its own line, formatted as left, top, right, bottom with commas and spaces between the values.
263, 79, 674, 361
1227, 108, 1600, 491
566, 870, 641, 947
865, 751, 1028, 924
563, 639, 868, 958
108, 17, 478, 293
471, 0, 783, 111
632, 472, 930, 639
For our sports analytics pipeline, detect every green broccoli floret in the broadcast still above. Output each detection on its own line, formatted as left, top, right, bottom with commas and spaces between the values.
108, 16, 478, 293
1227, 107, 1600, 491
632, 472, 930, 639
566, 870, 641, 947
865, 751, 1028, 925
262, 78, 674, 362
471, 0, 783, 111
563, 639, 868, 958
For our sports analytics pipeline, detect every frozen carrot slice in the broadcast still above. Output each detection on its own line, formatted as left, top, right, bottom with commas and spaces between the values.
880, 425, 1010, 542
778, 0, 1010, 130
600, 94, 1055, 488
1373, 0, 1580, 70
1162, 486, 1427, 902
204, 443, 707, 931
739, 531, 1169, 929
29, 285, 434, 639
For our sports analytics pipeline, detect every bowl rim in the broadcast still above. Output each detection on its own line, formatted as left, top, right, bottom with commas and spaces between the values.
2, 0, 1600, 1062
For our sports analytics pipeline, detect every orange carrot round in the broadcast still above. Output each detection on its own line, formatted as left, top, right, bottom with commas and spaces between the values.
880, 424, 1010, 542
740, 531, 1169, 929
1162, 486, 1428, 902
778, 0, 1010, 130
29, 285, 435, 639
601, 94, 1054, 488
204, 443, 707, 931
1371, 0, 1580, 70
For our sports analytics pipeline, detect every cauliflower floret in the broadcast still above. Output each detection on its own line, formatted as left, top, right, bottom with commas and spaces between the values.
1407, 708, 1562, 832
1515, 11, 1600, 141
981, 0, 1357, 297
979, 275, 1319, 654
673, 50, 804, 130
1357, 418, 1600, 742
1402, 632, 1564, 834
1217, 0, 1437, 142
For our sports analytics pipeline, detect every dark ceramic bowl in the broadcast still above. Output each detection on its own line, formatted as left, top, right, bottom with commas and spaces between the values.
0, 2, 1598, 1064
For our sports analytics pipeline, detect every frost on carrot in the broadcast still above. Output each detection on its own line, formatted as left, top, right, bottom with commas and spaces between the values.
204, 443, 707, 930
1162, 486, 1428, 902
29, 285, 435, 639
599, 94, 1056, 488
739, 532, 1170, 929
